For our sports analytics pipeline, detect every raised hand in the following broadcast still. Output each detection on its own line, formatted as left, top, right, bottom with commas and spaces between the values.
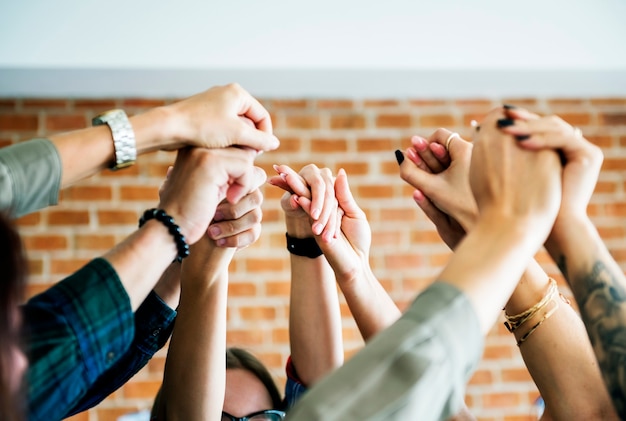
164, 83, 280, 152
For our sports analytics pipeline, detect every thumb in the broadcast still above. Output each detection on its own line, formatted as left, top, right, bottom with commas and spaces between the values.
235, 123, 280, 152
335, 169, 364, 219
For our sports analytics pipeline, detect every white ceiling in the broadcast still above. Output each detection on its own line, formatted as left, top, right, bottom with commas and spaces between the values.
1, 0, 625, 97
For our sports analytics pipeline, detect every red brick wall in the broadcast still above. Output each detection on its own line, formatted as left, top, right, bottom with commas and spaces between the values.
2, 97, 626, 421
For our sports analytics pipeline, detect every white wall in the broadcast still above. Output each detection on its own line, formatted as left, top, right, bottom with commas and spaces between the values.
1, 0, 625, 97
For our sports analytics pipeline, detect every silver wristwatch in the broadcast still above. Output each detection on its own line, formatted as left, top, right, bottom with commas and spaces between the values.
92, 109, 137, 170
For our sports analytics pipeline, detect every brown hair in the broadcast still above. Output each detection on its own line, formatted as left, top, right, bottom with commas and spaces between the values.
0, 212, 27, 421
226, 347, 283, 410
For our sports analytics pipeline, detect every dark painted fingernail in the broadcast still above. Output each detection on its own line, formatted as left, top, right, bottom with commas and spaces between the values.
395, 149, 404, 165
497, 118, 515, 128
503, 104, 517, 110
515, 135, 531, 141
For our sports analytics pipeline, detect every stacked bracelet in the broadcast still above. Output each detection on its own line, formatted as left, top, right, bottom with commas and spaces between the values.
285, 233, 323, 259
139, 208, 190, 263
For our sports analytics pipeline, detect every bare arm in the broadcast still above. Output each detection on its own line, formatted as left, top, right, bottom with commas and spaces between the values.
500, 106, 624, 418
155, 186, 265, 421
401, 125, 618, 420
49, 83, 279, 188
272, 164, 344, 386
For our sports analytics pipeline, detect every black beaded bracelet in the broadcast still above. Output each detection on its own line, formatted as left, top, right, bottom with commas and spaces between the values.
139, 208, 190, 263
285, 233, 323, 259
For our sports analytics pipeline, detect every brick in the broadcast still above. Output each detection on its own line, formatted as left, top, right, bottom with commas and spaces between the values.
266, 281, 290, 296
483, 392, 522, 408
23, 234, 68, 250
384, 253, 422, 270
246, 258, 285, 272
28, 258, 44, 275
409, 99, 447, 107
0, 99, 16, 110
0, 138, 11, 147
590, 98, 626, 105
547, 98, 585, 106
97, 408, 143, 421
558, 112, 591, 126
336, 161, 370, 175
262, 208, 281, 223
122, 98, 167, 108
74, 98, 118, 110
75, 234, 116, 250
364, 99, 399, 107
315, 99, 354, 109
500, 98, 538, 108
310, 138, 348, 152
14, 212, 41, 226
455, 99, 493, 107
123, 379, 162, 399
272, 327, 289, 343
23, 99, 69, 110
25, 283, 51, 300
271, 136, 302, 152
594, 180, 618, 193
418, 114, 456, 127
62, 185, 112, 201
330, 114, 366, 129
270, 99, 308, 109
376, 114, 411, 128
120, 185, 159, 201
45, 114, 87, 131
285, 114, 321, 129
356, 184, 394, 198
468, 369, 494, 385
602, 157, 626, 171
100, 162, 141, 177
356, 137, 395, 152
227, 329, 265, 345
239, 305, 277, 320
600, 113, 626, 125
502, 367, 533, 383
228, 282, 257, 296
98, 210, 138, 225
50, 258, 90, 275
585, 135, 613, 148
483, 344, 515, 359
48, 210, 90, 225
0, 114, 38, 131
64, 411, 89, 421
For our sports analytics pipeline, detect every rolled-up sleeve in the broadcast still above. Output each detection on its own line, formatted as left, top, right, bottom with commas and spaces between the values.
0, 138, 61, 217
285, 282, 483, 421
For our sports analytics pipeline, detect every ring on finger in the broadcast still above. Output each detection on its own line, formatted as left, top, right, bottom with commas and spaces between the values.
573, 126, 583, 139
445, 132, 460, 151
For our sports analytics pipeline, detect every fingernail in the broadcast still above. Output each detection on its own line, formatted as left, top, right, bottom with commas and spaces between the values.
395, 149, 404, 165
497, 118, 515, 128
503, 104, 517, 110
311, 208, 321, 220
213, 211, 224, 221
272, 164, 279, 172
216, 238, 226, 246
515, 135, 531, 141
209, 226, 221, 237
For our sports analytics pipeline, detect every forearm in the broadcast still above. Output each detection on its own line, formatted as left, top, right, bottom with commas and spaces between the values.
506, 259, 618, 420
439, 213, 544, 335
289, 243, 343, 386
161, 273, 228, 421
546, 217, 626, 418
49, 106, 175, 188
337, 264, 401, 341
103, 220, 178, 311
152, 263, 183, 310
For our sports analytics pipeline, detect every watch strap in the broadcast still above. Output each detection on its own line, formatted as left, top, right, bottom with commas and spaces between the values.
92, 109, 137, 171
285, 233, 323, 258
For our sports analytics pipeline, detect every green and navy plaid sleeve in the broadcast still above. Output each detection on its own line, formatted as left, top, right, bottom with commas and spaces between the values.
66, 291, 176, 417
22, 258, 135, 421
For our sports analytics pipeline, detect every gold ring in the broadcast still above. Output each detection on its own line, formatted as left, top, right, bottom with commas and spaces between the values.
573, 126, 583, 139
445, 132, 459, 151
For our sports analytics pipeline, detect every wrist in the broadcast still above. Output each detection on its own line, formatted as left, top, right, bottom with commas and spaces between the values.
131, 106, 183, 154
285, 217, 314, 238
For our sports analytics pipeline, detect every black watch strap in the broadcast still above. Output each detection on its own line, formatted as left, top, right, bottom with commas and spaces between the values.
285, 233, 323, 258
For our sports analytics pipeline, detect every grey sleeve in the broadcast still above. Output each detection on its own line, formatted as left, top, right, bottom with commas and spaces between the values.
0, 139, 62, 217
285, 282, 483, 421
